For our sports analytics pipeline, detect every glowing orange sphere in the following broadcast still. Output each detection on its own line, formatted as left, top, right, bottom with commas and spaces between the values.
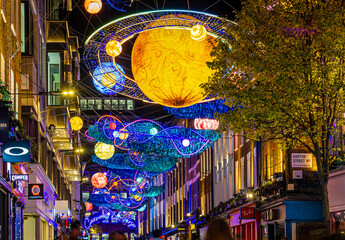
190, 25, 207, 42
106, 40, 122, 57
109, 122, 117, 130
91, 172, 108, 188
85, 202, 93, 212
84, 0, 102, 14
131, 15, 215, 108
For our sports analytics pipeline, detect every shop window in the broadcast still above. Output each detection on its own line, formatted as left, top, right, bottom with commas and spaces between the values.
296, 222, 325, 240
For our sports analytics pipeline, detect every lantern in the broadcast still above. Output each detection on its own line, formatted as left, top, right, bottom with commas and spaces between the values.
85, 202, 93, 212
91, 172, 108, 188
109, 122, 117, 130
70, 116, 83, 131
84, 0, 102, 14
94, 142, 115, 160
132, 16, 215, 108
182, 139, 190, 147
118, 130, 129, 140
190, 24, 207, 42
106, 40, 122, 57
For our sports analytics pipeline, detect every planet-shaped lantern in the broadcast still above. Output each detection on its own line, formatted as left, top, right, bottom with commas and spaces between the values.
92, 62, 126, 95
131, 15, 215, 108
84, 0, 102, 14
94, 142, 115, 160
85, 202, 93, 212
70, 116, 83, 131
91, 172, 108, 188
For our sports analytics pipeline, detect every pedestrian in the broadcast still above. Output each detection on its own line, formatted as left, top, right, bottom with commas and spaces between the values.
68, 220, 82, 240
205, 218, 233, 240
109, 230, 127, 240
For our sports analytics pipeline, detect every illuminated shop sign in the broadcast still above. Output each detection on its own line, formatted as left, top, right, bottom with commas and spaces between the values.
3, 141, 31, 162
28, 184, 44, 199
240, 207, 256, 219
11, 174, 29, 182
291, 153, 312, 168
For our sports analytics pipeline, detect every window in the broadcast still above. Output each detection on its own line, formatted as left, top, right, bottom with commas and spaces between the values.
48, 52, 61, 105
80, 99, 87, 109
87, 99, 94, 109
104, 99, 111, 110
82, 192, 89, 202
247, 152, 251, 187
111, 99, 118, 110
241, 157, 245, 190
20, 2, 32, 54
127, 100, 134, 110
20, 3, 25, 52
95, 99, 102, 110
119, 100, 126, 110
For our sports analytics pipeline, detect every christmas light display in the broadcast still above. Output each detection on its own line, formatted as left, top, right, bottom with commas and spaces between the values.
92, 154, 177, 173
84, 207, 137, 230
84, 0, 102, 14
85, 202, 93, 212
94, 142, 115, 160
84, 10, 234, 104
105, 0, 133, 12
194, 118, 220, 130
70, 116, 83, 131
92, 62, 126, 95
164, 100, 235, 119
91, 172, 108, 189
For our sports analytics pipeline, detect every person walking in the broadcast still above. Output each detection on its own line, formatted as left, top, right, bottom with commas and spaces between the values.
205, 218, 233, 240
68, 220, 82, 240
109, 230, 127, 240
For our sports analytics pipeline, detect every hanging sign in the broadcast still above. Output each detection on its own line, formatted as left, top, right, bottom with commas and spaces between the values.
3, 141, 31, 162
28, 184, 44, 199
11, 174, 29, 182
291, 153, 313, 168
0, 107, 8, 143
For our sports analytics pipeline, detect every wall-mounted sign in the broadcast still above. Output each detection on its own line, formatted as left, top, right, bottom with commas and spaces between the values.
263, 209, 278, 221
11, 174, 29, 182
291, 153, 313, 168
3, 141, 31, 162
0, 107, 9, 143
12, 180, 24, 194
28, 184, 44, 199
241, 207, 256, 219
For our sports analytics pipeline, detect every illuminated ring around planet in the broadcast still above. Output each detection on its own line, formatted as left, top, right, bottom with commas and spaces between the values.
4, 147, 29, 156
84, 10, 235, 102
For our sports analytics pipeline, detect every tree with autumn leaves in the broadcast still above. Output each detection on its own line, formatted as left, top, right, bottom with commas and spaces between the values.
202, 0, 345, 234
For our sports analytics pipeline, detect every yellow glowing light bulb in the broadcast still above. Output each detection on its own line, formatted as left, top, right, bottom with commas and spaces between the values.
119, 131, 129, 140
190, 24, 207, 42
106, 40, 122, 57
94, 142, 115, 160
70, 116, 83, 131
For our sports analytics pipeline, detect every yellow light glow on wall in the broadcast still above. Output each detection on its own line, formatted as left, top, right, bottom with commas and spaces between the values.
94, 142, 115, 160
70, 116, 83, 131
131, 15, 215, 108
106, 40, 122, 57
84, 0, 102, 14
190, 24, 207, 42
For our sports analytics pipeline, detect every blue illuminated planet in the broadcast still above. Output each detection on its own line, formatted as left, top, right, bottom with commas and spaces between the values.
92, 62, 126, 95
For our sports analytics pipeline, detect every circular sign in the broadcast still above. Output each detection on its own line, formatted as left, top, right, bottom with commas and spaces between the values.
31, 185, 41, 196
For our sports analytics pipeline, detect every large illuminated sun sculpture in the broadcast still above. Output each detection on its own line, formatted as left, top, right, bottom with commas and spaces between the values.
84, 10, 234, 107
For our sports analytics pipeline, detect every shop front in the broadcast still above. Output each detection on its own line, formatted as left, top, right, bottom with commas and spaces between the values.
24, 164, 57, 240
258, 200, 324, 240
228, 203, 260, 240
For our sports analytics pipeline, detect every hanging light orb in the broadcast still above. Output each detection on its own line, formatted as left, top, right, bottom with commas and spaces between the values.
94, 142, 115, 160
113, 130, 120, 138
85, 202, 93, 212
133, 195, 142, 201
190, 24, 207, 42
150, 127, 158, 135
106, 40, 122, 57
70, 116, 83, 131
84, 0, 102, 14
109, 122, 117, 130
194, 118, 220, 130
91, 172, 108, 188
131, 15, 215, 108
182, 139, 190, 147
119, 130, 129, 140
